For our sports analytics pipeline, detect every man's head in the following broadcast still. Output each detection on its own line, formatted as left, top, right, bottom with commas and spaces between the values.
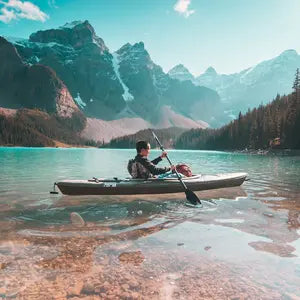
136, 140, 151, 156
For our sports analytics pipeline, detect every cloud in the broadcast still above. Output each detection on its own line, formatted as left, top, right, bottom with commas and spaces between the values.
0, 0, 48, 23
48, 0, 57, 9
174, 0, 195, 18
0, 6, 16, 22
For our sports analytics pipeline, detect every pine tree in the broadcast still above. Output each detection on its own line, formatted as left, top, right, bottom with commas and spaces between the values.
293, 68, 300, 90
293, 68, 300, 105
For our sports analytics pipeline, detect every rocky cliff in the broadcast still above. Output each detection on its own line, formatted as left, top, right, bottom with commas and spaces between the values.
0, 37, 79, 118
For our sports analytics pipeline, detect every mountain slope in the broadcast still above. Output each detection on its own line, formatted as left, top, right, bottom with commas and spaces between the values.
0, 37, 80, 118
0, 108, 89, 147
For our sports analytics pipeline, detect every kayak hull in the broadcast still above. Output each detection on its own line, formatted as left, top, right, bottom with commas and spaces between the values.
56, 172, 248, 196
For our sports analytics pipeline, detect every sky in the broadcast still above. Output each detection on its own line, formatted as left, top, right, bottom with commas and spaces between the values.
1, 0, 300, 76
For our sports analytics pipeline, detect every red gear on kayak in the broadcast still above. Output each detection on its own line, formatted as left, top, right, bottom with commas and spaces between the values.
175, 164, 193, 177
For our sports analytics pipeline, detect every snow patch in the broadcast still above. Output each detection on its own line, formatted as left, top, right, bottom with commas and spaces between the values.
111, 53, 134, 102
33, 56, 40, 63
59, 21, 83, 29
74, 93, 86, 109
4, 36, 26, 44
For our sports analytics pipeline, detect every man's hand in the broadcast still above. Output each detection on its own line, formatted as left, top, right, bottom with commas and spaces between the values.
160, 151, 168, 158
170, 165, 176, 171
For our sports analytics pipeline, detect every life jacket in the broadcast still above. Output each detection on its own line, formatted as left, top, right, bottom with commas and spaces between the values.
127, 159, 152, 179
176, 164, 193, 177
127, 159, 135, 176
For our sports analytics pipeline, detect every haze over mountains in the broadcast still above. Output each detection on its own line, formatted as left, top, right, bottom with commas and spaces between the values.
168, 50, 300, 118
1, 20, 300, 144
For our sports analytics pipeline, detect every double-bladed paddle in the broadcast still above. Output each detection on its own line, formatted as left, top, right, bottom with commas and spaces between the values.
151, 131, 201, 205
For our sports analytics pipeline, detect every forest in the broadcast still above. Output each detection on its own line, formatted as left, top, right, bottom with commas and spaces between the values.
176, 70, 300, 150
0, 109, 96, 147
102, 127, 188, 149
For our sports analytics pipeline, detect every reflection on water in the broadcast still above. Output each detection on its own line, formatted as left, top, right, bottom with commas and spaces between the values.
0, 148, 299, 299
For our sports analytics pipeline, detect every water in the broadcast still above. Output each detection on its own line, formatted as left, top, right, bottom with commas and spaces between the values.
0, 148, 299, 299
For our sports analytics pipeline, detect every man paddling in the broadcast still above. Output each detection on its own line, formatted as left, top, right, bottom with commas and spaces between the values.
128, 140, 175, 179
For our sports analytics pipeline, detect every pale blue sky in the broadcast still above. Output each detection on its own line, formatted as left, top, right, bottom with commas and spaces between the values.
1, 0, 300, 75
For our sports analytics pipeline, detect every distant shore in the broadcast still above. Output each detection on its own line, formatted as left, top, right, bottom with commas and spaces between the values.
1, 145, 300, 155
233, 148, 300, 156
0, 141, 95, 148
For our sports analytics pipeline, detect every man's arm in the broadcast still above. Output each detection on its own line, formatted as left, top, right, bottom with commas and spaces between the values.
152, 151, 168, 165
139, 157, 170, 175
151, 156, 162, 165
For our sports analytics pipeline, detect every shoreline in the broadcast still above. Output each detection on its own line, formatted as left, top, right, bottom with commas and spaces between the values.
1, 145, 300, 155
233, 148, 300, 156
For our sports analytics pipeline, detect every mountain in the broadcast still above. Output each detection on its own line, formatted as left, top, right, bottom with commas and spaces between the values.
168, 64, 196, 83
81, 117, 152, 143
0, 37, 80, 118
5, 21, 221, 127
116, 42, 222, 126
168, 51, 300, 120
0, 35, 90, 147
0, 20, 227, 146
10, 21, 126, 120
197, 50, 300, 117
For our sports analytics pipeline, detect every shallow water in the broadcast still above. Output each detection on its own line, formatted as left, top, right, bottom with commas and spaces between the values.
0, 148, 299, 299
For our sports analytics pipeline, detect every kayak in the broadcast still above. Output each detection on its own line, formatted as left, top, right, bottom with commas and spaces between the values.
55, 172, 248, 196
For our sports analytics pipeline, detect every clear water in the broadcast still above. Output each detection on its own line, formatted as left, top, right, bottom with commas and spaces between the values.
0, 148, 299, 299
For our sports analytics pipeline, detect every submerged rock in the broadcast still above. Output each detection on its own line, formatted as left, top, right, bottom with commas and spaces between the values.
70, 212, 86, 227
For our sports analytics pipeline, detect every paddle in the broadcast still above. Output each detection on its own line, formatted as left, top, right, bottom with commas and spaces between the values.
151, 131, 201, 205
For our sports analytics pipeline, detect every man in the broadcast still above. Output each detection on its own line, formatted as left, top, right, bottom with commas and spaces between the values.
128, 140, 175, 179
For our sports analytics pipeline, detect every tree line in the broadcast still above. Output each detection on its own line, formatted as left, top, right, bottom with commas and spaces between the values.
103, 127, 188, 149
0, 109, 98, 147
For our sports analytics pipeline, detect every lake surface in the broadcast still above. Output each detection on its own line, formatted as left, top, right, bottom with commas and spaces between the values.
0, 148, 299, 299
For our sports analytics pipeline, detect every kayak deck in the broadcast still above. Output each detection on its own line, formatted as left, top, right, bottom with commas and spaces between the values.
55, 172, 248, 196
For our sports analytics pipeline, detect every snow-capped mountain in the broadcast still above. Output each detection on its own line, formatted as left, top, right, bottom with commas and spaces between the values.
197, 50, 300, 116
3, 20, 221, 127
168, 51, 300, 119
9, 20, 126, 120
168, 64, 196, 83
115, 42, 221, 126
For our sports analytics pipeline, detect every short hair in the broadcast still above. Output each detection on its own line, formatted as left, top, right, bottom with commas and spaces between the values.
136, 140, 149, 153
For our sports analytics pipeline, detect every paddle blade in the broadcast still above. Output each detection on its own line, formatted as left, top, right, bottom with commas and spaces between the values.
185, 189, 201, 205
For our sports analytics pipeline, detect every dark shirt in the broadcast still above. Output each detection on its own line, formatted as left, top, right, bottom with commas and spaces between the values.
132, 154, 171, 179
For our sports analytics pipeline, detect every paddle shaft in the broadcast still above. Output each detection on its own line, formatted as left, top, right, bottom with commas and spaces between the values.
152, 133, 188, 191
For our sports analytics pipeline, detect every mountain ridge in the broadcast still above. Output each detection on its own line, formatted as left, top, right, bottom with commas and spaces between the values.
168, 50, 300, 119
3, 20, 221, 127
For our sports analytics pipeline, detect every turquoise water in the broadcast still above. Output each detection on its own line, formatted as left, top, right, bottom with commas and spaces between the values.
1, 147, 299, 199
0, 148, 299, 298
